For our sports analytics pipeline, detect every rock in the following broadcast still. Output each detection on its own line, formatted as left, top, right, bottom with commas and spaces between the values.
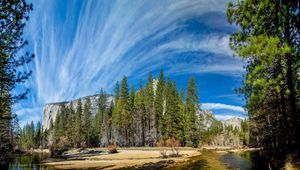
43, 94, 113, 130
196, 109, 217, 129
223, 117, 243, 130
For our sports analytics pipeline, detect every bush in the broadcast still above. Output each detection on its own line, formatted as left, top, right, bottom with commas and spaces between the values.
166, 137, 181, 157
57, 136, 70, 149
156, 138, 181, 158
107, 144, 118, 154
156, 139, 167, 158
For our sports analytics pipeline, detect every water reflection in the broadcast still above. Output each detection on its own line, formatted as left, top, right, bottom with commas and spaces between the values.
169, 151, 274, 170
220, 151, 274, 170
7, 153, 51, 170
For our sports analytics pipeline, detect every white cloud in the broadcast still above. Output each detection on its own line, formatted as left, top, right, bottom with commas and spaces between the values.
159, 34, 233, 56
201, 103, 246, 113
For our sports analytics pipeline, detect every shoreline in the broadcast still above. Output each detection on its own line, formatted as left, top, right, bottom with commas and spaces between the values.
43, 147, 200, 169
200, 146, 260, 153
43, 147, 257, 169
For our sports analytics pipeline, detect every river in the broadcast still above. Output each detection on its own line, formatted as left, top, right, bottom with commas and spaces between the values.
5, 153, 52, 170
4, 150, 280, 170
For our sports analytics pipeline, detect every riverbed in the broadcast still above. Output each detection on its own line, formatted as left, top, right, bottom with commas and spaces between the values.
4, 149, 286, 169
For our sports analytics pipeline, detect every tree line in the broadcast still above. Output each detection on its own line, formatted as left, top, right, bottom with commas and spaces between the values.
44, 71, 202, 148
201, 119, 249, 147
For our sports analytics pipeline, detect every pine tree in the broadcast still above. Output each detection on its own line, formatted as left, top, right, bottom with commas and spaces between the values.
36, 121, 42, 148
102, 101, 113, 146
29, 121, 35, 148
120, 76, 130, 146
178, 88, 186, 145
68, 102, 76, 147
173, 81, 184, 142
54, 113, 61, 145
112, 76, 129, 146
120, 76, 129, 102
155, 70, 165, 140
82, 98, 92, 147
128, 85, 135, 145
114, 81, 120, 102
0, 0, 33, 157
165, 78, 177, 139
59, 105, 67, 135
133, 81, 146, 146
75, 99, 83, 147
144, 73, 156, 146
93, 89, 107, 146
185, 76, 199, 147
65, 103, 74, 147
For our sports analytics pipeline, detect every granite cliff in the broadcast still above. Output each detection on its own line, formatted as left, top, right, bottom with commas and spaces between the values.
43, 94, 113, 130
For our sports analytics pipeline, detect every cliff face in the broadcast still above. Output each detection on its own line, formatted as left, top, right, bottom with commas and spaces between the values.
196, 109, 217, 129
43, 102, 67, 131
223, 117, 242, 130
42, 94, 113, 130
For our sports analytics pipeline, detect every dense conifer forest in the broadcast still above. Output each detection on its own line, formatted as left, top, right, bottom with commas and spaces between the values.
18, 72, 250, 150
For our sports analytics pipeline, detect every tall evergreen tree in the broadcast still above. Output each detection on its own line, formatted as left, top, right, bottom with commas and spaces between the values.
0, 0, 33, 157
75, 99, 83, 147
112, 76, 130, 146
155, 70, 165, 139
54, 112, 63, 145
93, 89, 107, 146
145, 73, 156, 145
82, 98, 92, 147
101, 101, 113, 146
114, 81, 120, 102
127, 85, 135, 145
68, 102, 76, 146
133, 81, 146, 146
185, 76, 199, 147
98, 88, 107, 124
120, 76, 131, 145
163, 78, 184, 142
36, 121, 42, 148
29, 121, 35, 148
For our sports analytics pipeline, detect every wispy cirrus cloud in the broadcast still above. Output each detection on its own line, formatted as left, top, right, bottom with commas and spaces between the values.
15, 0, 245, 126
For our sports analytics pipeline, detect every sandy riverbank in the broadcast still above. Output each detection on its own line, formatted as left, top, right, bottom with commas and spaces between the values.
200, 146, 260, 153
44, 148, 200, 169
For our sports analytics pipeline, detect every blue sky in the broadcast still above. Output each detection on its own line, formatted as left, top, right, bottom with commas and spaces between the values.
15, 0, 247, 126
